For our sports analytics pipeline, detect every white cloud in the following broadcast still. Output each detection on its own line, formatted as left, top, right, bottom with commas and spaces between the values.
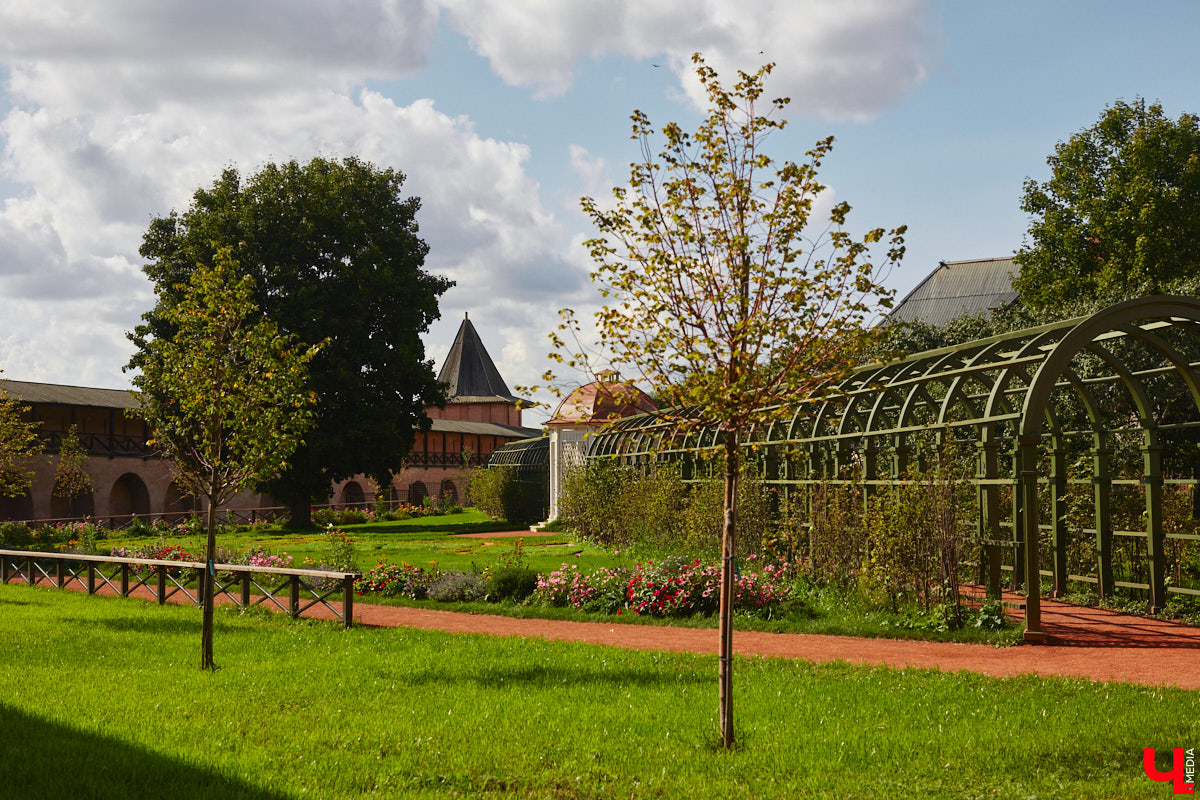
1, 0, 438, 109
568, 144, 611, 203
440, 0, 937, 120
0, 0, 935, 401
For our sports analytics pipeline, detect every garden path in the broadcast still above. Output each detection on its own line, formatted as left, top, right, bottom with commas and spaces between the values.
16, 573, 1200, 689
343, 595, 1200, 689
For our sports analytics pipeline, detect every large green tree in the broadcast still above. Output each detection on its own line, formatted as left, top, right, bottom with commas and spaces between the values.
1014, 98, 1200, 315
130, 249, 317, 669
563, 55, 904, 747
135, 157, 452, 527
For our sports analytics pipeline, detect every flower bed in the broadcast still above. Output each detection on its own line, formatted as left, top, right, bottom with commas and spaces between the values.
352, 554, 798, 619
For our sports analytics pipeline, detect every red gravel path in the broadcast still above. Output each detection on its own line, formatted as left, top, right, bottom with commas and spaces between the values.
346, 597, 1200, 689
11, 574, 1200, 689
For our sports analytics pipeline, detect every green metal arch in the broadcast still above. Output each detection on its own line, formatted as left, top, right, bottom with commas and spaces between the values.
584, 296, 1200, 640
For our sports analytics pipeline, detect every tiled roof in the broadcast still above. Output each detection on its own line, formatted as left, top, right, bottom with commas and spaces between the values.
546, 380, 658, 425
437, 314, 522, 404
889, 257, 1019, 327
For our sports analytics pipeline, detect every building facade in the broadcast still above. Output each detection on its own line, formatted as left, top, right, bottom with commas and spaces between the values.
1, 315, 537, 522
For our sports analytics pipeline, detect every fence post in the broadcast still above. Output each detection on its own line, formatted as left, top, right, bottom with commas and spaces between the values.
241, 572, 251, 609
157, 565, 166, 605
56, 559, 64, 588
87, 563, 96, 595
1, 555, 8, 584
342, 574, 355, 629
289, 575, 300, 619
121, 563, 130, 597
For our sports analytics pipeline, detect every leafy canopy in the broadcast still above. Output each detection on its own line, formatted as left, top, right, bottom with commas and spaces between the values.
558, 54, 905, 749
0, 379, 42, 499
135, 156, 452, 516
129, 249, 318, 509
51, 424, 93, 502
563, 55, 905, 431
1014, 98, 1200, 315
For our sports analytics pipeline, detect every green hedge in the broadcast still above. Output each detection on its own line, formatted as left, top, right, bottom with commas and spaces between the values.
468, 466, 546, 526
556, 461, 773, 559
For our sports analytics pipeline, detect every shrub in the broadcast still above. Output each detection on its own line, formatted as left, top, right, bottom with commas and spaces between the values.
531, 563, 628, 613
124, 515, 163, 539
469, 466, 545, 526
488, 566, 539, 602
804, 481, 867, 588
557, 460, 774, 559
859, 437, 974, 624
625, 557, 720, 617
427, 570, 487, 602
557, 461, 637, 545
322, 527, 358, 572
312, 507, 371, 527
110, 540, 199, 578
241, 547, 292, 569
355, 562, 430, 599
530, 556, 796, 618
0, 521, 33, 548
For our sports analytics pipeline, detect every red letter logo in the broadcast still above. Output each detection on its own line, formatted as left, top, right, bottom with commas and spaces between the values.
1145, 748, 1196, 795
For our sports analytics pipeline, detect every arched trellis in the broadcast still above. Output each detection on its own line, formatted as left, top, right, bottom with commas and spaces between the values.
488, 436, 551, 489
585, 296, 1200, 641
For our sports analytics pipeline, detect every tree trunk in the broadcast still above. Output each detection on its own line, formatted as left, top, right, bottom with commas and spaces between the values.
288, 495, 313, 530
718, 433, 739, 748
201, 493, 217, 670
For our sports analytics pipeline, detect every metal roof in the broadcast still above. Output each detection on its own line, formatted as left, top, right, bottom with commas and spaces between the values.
0, 379, 140, 410
426, 418, 541, 439
437, 314, 522, 404
888, 257, 1019, 327
0, 379, 540, 438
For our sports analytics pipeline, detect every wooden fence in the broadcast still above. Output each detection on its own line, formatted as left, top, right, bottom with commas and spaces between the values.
0, 549, 360, 629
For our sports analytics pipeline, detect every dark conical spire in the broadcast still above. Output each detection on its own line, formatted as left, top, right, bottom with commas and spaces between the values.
438, 314, 520, 402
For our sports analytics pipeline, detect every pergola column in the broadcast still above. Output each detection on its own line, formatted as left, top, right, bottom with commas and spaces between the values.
1017, 435, 1044, 642
1092, 441, 1114, 599
1010, 438, 1024, 591
1143, 442, 1167, 613
977, 433, 1003, 599
1049, 443, 1069, 597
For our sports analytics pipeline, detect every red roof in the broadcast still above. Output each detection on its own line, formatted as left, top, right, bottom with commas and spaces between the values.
546, 380, 657, 425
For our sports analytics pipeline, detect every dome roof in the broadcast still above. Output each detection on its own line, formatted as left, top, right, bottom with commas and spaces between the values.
546, 378, 658, 426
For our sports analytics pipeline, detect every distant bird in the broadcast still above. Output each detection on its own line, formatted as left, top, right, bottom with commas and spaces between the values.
651, 63, 660, 68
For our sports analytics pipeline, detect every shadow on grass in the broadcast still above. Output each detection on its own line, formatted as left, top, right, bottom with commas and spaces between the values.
401, 661, 709, 691
344, 520, 518, 536
0, 704, 292, 800
58, 613, 244, 637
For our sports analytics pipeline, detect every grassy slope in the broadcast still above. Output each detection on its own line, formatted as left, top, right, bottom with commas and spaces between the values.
1, 583, 1196, 799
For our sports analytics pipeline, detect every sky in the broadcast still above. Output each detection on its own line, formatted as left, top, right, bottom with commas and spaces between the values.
2, 0, 1200, 426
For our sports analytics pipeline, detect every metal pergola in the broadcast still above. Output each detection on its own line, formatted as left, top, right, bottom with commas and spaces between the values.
488, 436, 551, 486
585, 296, 1200, 641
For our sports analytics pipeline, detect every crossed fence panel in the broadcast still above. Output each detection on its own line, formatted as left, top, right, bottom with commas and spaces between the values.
0, 549, 359, 628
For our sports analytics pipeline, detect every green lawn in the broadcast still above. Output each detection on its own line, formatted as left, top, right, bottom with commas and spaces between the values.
103, 510, 628, 575
1, 582, 1195, 799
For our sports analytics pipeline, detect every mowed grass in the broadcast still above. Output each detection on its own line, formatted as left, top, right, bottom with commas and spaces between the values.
1, 583, 1196, 799
103, 510, 626, 575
